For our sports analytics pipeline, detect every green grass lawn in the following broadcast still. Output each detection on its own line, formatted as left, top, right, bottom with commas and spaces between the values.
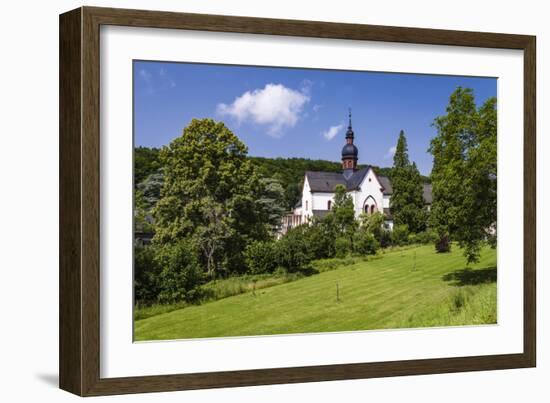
134, 244, 497, 341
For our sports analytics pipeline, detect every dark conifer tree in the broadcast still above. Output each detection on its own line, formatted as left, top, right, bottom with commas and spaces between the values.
390, 130, 426, 233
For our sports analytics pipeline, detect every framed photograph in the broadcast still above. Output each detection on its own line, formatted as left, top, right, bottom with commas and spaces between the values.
59, 6, 536, 396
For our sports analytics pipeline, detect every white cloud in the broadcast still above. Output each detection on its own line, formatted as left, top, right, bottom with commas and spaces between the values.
385, 146, 397, 159
313, 104, 323, 113
138, 67, 175, 94
322, 123, 344, 141
217, 83, 310, 136
139, 69, 152, 82
300, 79, 313, 95
159, 67, 176, 88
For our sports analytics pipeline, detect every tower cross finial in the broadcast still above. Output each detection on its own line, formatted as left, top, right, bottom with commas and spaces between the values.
348, 107, 352, 128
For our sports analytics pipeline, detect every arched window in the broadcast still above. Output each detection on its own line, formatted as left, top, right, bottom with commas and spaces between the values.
305, 200, 308, 211
328, 200, 332, 210
363, 196, 377, 215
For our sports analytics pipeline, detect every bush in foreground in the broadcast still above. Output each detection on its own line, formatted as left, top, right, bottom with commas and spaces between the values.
391, 224, 410, 246
276, 227, 312, 271
154, 239, 204, 303
334, 236, 352, 258
435, 234, 451, 253
134, 243, 162, 305
408, 229, 438, 245
245, 241, 278, 274
353, 231, 379, 256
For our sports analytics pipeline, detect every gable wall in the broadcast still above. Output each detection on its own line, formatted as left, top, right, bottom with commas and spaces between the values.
301, 176, 313, 220
354, 168, 385, 216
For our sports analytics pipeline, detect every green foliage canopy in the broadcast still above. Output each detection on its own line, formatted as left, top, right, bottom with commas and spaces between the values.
153, 118, 270, 277
390, 130, 427, 233
134, 146, 161, 185
429, 87, 497, 262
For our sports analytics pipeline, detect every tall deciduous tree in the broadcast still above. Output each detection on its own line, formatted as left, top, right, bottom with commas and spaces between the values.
332, 184, 356, 232
257, 177, 287, 233
328, 184, 357, 252
390, 130, 426, 233
153, 118, 268, 277
429, 87, 497, 262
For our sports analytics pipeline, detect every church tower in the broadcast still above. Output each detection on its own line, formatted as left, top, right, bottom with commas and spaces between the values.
341, 109, 358, 180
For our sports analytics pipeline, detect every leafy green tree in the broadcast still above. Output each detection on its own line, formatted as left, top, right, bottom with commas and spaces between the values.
276, 226, 312, 271
134, 172, 164, 234
191, 197, 233, 277
305, 216, 338, 259
358, 211, 390, 247
332, 184, 356, 232
429, 88, 474, 253
135, 189, 153, 233
244, 241, 278, 274
257, 177, 287, 233
134, 243, 161, 304
134, 146, 161, 185
284, 182, 302, 210
335, 236, 352, 258
390, 130, 426, 233
328, 184, 358, 252
154, 239, 204, 303
354, 232, 379, 256
137, 172, 164, 209
153, 118, 268, 277
429, 87, 497, 262
391, 224, 410, 246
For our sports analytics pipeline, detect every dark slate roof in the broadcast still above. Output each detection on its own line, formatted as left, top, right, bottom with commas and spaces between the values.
378, 175, 392, 195
294, 199, 302, 208
305, 168, 369, 193
345, 167, 369, 190
305, 171, 346, 192
423, 184, 433, 204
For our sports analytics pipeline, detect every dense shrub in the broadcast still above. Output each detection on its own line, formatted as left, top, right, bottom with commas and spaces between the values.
134, 243, 162, 305
379, 228, 393, 248
391, 224, 410, 246
154, 239, 204, 303
360, 212, 391, 248
334, 236, 352, 258
408, 229, 438, 245
435, 234, 451, 253
353, 231, 379, 256
304, 221, 337, 260
245, 241, 278, 274
276, 227, 312, 271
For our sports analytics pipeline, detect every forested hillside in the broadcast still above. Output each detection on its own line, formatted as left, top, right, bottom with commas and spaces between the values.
134, 146, 427, 210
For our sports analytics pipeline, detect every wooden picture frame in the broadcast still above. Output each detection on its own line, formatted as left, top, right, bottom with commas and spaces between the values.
59, 6, 536, 396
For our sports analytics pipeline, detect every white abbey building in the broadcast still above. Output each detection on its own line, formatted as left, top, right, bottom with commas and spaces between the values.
281, 113, 432, 233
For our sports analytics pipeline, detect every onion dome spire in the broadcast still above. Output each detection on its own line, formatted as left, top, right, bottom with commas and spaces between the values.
345, 108, 354, 140
341, 108, 358, 178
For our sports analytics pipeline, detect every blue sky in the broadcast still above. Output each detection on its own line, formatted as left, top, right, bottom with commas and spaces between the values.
134, 61, 496, 175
